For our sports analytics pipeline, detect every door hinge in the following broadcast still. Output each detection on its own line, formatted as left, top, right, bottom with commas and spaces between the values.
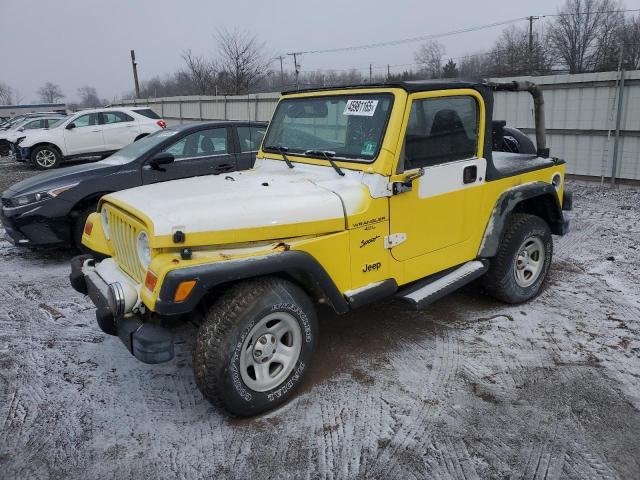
384, 233, 407, 249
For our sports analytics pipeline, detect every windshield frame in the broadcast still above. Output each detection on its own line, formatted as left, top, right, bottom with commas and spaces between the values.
262, 92, 395, 164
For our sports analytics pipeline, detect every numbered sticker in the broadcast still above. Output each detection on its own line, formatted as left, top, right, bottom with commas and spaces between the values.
344, 99, 379, 116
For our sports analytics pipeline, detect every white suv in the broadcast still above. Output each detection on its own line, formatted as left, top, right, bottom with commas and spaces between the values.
0, 116, 64, 157
15, 107, 166, 169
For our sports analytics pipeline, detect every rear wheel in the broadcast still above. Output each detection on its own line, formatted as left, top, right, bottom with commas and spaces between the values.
482, 213, 553, 303
0, 140, 10, 157
31, 145, 61, 169
193, 276, 318, 416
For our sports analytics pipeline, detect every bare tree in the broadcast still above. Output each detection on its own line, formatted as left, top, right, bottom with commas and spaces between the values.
620, 14, 640, 69
414, 41, 446, 78
77, 86, 102, 108
486, 25, 551, 76
547, 0, 625, 73
37, 82, 65, 104
215, 28, 270, 95
0, 82, 13, 105
181, 49, 217, 95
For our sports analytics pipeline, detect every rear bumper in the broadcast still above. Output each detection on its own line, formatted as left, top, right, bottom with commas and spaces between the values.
70, 255, 174, 364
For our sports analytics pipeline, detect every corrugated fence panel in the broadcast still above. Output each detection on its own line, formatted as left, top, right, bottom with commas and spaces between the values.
115, 71, 640, 179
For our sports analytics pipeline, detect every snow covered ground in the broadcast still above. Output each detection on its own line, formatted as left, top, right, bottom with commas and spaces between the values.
1, 156, 639, 479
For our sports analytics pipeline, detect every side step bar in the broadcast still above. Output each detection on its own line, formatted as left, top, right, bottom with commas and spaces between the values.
396, 260, 488, 310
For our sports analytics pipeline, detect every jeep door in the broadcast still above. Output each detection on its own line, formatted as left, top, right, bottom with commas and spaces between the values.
141, 126, 236, 184
100, 111, 137, 151
63, 113, 105, 156
389, 90, 486, 278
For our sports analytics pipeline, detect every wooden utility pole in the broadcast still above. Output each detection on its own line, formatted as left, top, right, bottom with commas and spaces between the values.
369, 64, 373, 83
528, 16, 539, 74
292, 53, 300, 90
387, 64, 390, 81
278, 56, 285, 90
130, 50, 140, 99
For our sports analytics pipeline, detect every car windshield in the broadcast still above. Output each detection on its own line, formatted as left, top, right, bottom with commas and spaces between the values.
99, 129, 179, 165
48, 116, 69, 128
262, 94, 393, 163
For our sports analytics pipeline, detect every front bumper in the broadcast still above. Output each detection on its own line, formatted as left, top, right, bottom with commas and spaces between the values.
0, 198, 73, 247
70, 255, 174, 364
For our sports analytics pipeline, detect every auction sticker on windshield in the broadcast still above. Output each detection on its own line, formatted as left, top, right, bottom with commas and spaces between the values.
344, 99, 378, 116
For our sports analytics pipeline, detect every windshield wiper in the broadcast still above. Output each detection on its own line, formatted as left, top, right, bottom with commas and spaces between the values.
304, 150, 345, 176
266, 145, 294, 169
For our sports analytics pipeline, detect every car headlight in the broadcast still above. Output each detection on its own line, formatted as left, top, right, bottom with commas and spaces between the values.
101, 208, 110, 240
136, 231, 152, 269
7, 183, 78, 208
15, 136, 26, 145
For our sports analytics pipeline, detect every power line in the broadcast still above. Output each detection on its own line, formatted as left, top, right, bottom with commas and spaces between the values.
287, 9, 640, 58
287, 17, 526, 56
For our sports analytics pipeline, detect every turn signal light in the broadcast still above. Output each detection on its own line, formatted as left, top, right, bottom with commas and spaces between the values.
84, 220, 93, 235
144, 270, 158, 292
157, 120, 167, 129
174, 280, 197, 302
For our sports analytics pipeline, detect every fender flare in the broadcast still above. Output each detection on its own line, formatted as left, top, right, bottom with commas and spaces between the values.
478, 182, 568, 258
154, 250, 349, 316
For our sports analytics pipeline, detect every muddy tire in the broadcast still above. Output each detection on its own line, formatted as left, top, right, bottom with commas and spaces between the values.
31, 145, 61, 170
193, 276, 318, 416
483, 213, 553, 304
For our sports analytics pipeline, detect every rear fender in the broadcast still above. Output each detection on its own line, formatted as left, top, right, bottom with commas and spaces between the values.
479, 182, 568, 258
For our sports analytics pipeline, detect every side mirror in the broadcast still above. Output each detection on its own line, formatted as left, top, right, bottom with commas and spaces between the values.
17, 127, 24, 132
148, 151, 175, 171
66, 122, 76, 130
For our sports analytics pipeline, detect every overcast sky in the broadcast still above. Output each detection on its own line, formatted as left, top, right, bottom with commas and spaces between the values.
0, 0, 564, 103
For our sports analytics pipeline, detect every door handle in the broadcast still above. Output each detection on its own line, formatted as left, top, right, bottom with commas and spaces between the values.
214, 163, 234, 173
463, 165, 477, 184
91, 130, 100, 133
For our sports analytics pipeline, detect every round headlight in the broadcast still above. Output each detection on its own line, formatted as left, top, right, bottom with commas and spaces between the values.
137, 231, 152, 269
551, 172, 563, 191
101, 208, 110, 240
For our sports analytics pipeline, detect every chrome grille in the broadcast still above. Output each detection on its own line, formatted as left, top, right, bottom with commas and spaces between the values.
106, 208, 145, 282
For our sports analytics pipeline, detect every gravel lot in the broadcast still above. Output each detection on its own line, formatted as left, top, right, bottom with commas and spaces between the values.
1, 156, 639, 479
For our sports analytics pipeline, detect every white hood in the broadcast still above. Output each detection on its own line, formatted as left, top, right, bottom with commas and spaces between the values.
105, 159, 377, 241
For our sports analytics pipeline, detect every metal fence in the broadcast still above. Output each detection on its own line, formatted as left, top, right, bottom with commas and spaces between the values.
114, 70, 640, 181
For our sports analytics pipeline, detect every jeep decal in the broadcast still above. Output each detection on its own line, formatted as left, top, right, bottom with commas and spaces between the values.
362, 262, 382, 273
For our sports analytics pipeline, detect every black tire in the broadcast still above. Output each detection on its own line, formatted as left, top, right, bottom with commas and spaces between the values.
72, 204, 98, 254
503, 127, 536, 154
0, 140, 10, 157
482, 213, 553, 304
193, 276, 318, 416
31, 144, 61, 170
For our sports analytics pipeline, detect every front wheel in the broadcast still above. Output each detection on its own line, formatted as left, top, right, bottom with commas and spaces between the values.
482, 213, 553, 303
31, 145, 61, 169
193, 276, 318, 416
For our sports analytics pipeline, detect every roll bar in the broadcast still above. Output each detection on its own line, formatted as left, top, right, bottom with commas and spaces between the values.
489, 81, 549, 158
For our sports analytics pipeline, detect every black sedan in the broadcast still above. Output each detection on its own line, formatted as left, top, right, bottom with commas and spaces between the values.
1, 121, 267, 249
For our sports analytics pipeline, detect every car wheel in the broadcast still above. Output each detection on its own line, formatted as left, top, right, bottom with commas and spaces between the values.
193, 276, 318, 416
31, 145, 61, 169
0, 140, 10, 157
73, 204, 98, 254
482, 213, 553, 304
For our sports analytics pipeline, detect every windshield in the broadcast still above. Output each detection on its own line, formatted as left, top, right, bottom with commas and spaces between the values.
99, 129, 179, 165
49, 116, 69, 128
263, 94, 393, 163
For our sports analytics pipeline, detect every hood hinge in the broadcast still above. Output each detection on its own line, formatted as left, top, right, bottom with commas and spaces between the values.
384, 233, 407, 249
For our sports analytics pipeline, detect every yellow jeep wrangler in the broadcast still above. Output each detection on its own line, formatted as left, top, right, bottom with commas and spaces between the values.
71, 80, 571, 416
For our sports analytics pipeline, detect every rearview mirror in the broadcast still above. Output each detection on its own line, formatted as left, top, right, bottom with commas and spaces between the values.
66, 122, 76, 130
149, 151, 175, 171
